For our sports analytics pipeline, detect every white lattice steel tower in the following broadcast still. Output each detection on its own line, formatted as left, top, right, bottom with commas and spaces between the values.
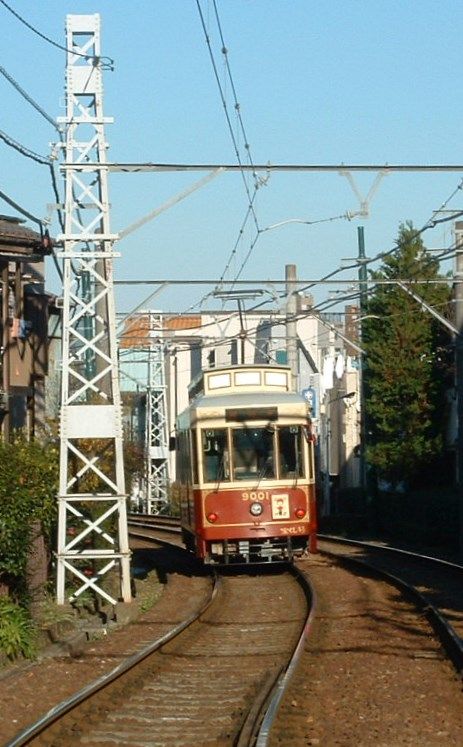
56, 15, 131, 605
145, 313, 170, 513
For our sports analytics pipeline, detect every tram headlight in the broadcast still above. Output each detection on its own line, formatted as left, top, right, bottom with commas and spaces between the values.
295, 508, 306, 519
250, 502, 263, 517
207, 512, 218, 523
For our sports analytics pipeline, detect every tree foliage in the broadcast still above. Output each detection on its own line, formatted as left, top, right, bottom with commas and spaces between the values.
363, 222, 453, 486
0, 437, 59, 592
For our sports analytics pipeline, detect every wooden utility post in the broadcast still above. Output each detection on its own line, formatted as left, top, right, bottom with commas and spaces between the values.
357, 226, 368, 495
285, 264, 298, 391
1, 263, 9, 440
454, 222, 463, 555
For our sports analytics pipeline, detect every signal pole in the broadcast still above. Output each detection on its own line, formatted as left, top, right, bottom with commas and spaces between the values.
56, 15, 131, 605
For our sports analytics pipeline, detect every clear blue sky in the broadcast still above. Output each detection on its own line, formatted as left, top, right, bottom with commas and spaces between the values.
2, 0, 463, 314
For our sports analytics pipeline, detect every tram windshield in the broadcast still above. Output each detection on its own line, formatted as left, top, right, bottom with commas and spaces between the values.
232, 427, 275, 480
200, 424, 306, 483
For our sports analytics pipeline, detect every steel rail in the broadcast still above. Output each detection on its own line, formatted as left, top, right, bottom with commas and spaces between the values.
318, 537, 463, 676
318, 534, 463, 571
6, 575, 219, 747
251, 566, 317, 746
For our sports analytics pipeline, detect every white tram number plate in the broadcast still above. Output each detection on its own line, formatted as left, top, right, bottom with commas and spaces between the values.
271, 493, 290, 520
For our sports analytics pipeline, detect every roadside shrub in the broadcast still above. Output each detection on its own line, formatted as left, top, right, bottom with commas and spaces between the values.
0, 598, 36, 659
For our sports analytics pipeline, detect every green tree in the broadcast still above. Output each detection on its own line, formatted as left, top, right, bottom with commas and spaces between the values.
363, 222, 452, 487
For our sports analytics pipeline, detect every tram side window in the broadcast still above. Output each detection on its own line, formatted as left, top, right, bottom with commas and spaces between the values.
177, 430, 190, 484
278, 426, 304, 478
232, 427, 275, 480
202, 429, 230, 482
190, 429, 198, 484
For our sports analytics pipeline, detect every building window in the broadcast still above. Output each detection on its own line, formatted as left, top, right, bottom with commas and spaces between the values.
190, 342, 202, 380
229, 339, 238, 365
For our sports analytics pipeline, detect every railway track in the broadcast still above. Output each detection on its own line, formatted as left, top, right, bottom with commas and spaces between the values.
131, 517, 463, 677
128, 513, 181, 533
318, 534, 463, 675
127, 512, 183, 549
8, 521, 315, 747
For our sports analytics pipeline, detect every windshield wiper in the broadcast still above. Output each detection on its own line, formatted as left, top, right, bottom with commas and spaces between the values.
214, 454, 226, 492
253, 460, 272, 491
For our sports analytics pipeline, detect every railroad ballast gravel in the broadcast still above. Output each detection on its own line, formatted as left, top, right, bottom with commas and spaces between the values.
270, 555, 463, 746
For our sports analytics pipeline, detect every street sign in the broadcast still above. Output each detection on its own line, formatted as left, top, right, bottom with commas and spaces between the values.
302, 386, 317, 417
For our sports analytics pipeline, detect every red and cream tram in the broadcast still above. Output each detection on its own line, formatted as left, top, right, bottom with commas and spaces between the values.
172, 365, 317, 564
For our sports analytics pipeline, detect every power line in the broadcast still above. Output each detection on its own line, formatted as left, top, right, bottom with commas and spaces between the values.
195, 0, 262, 292
114, 278, 454, 286
0, 64, 60, 131
0, 127, 65, 251
0, 0, 114, 69
0, 127, 51, 165
0, 186, 45, 226
294, 183, 463, 301
211, 0, 257, 176
101, 162, 463, 173
195, 0, 260, 222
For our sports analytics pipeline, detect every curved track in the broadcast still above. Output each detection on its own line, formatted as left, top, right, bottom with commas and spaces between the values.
318, 534, 463, 673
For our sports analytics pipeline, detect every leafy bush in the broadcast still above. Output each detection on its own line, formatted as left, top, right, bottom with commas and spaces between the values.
0, 436, 59, 589
0, 598, 36, 659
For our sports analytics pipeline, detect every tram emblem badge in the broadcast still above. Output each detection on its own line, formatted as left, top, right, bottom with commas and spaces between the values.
271, 493, 290, 520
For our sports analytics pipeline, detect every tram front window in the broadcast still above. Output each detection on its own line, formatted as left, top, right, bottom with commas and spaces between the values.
278, 425, 304, 478
232, 427, 275, 480
202, 429, 229, 482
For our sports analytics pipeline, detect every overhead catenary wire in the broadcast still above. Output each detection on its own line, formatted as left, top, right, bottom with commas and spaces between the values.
118, 178, 462, 350
295, 184, 463, 302
211, 0, 257, 177
0, 186, 45, 227
195, 0, 264, 298
195, 0, 260, 223
0, 64, 60, 132
0, 0, 114, 69
0, 128, 52, 165
0, 116, 65, 272
114, 277, 455, 286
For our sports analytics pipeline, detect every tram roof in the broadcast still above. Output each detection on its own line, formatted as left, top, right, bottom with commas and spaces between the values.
188, 364, 293, 402
175, 391, 309, 429
192, 390, 306, 410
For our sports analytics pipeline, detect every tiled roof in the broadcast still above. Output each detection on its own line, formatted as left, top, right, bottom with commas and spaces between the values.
0, 216, 41, 244
164, 316, 201, 330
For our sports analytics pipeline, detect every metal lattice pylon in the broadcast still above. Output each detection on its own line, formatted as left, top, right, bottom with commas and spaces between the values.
56, 14, 131, 605
145, 313, 170, 513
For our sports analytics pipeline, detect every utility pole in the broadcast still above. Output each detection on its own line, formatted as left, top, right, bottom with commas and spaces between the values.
213, 289, 264, 365
455, 221, 463, 555
357, 227, 368, 495
286, 264, 298, 391
1, 264, 9, 440
237, 299, 246, 364
145, 312, 170, 514
56, 15, 131, 605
